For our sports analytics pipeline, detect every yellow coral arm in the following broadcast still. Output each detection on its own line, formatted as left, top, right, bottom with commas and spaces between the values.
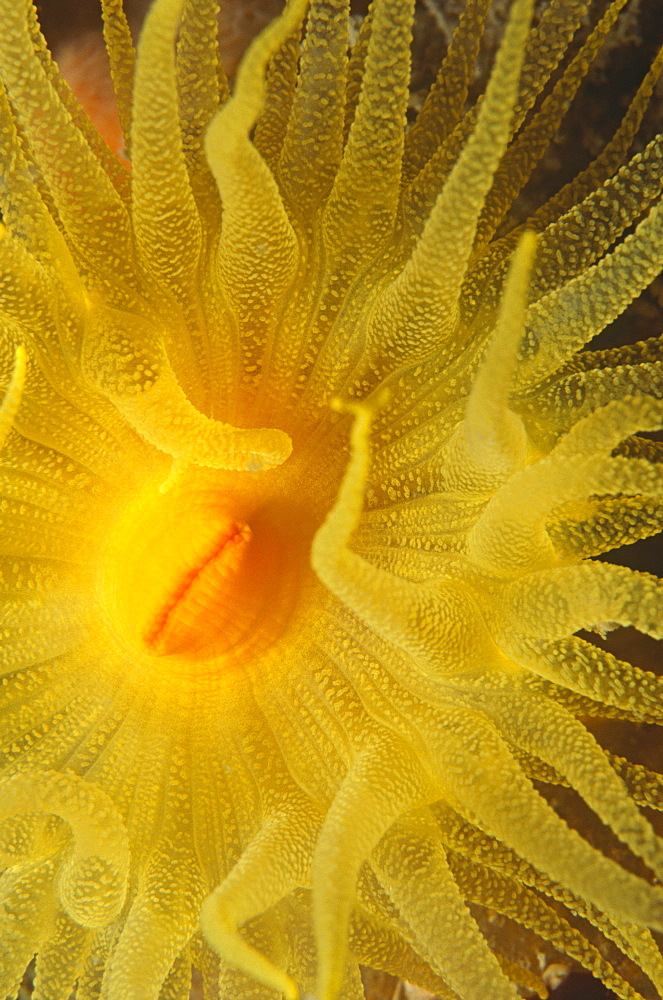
278, 0, 348, 217
101, 0, 135, 156
463, 231, 535, 474
204, 0, 303, 336
215, 912, 294, 1000
0, 858, 59, 998
521, 200, 663, 384
402, 0, 492, 182
175, 0, 227, 228
533, 134, 663, 299
159, 948, 193, 1000
501, 561, 663, 640
0, 345, 26, 452
401, 0, 590, 235
461, 676, 663, 878
131, 0, 202, 297
374, 815, 517, 1000
32, 913, 92, 1000
313, 401, 498, 674
610, 757, 663, 811
0, 80, 47, 247
549, 493, 663, 561
507, 636, 663, 722
253, 31, 301, 172
424, 705, 663, 929
367, 0, 533, 363
24, 1, 129, 198
552, 395, 663, 458
448, 852, 646, 1000
511, 0, 590, 136
349, 902, 461, 1000
434, 804, 663, 997
105, 850, 205, 1000
112, 366, 292, 471
177, 0, 228, 179
322, 0, 415, 261
201, 796, 322, 1000
80, 300, 292, 471
468, 396, 663, 576
313, 734, 435, 1000
520, 357, 663, 444
0, 0, 135, 281
476, 0, 628, 247
531, 43, 663, 230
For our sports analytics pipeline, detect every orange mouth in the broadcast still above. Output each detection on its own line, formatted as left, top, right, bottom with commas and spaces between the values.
102, 465, 314, 666
141, 513, 252, 656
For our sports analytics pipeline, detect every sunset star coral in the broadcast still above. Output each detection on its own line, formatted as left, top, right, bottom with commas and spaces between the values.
1, 0, 663, 998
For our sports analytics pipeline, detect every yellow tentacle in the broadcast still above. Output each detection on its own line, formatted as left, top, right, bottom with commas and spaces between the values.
0, 345, 26, 453
366, 0, 533, 365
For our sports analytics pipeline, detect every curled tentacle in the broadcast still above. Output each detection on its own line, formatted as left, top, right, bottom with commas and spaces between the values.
81, 301, 292, 471
109, 366, 293, 472
0, 770, 129, 928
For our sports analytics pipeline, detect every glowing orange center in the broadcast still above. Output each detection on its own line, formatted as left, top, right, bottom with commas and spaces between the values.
141, 516, 252, 655
103, 467, 311, 665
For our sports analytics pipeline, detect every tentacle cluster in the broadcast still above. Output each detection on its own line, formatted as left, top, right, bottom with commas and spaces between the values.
0, 0, 662, 999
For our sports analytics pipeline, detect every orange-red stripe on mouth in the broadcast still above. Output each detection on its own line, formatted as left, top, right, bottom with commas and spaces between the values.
142, 519, 252, 656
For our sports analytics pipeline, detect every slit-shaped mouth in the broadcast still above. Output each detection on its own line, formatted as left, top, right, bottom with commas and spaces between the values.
101, 461, 321, 668
141, 516, 253, 656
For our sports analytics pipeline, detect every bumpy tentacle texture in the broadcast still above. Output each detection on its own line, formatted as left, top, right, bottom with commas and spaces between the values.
0, 0, 662, 999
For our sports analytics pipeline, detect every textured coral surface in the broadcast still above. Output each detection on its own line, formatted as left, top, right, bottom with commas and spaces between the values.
0, 2, 663, 1000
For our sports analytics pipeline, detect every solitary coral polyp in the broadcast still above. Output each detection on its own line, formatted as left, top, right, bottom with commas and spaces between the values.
1, 0, 663, 998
